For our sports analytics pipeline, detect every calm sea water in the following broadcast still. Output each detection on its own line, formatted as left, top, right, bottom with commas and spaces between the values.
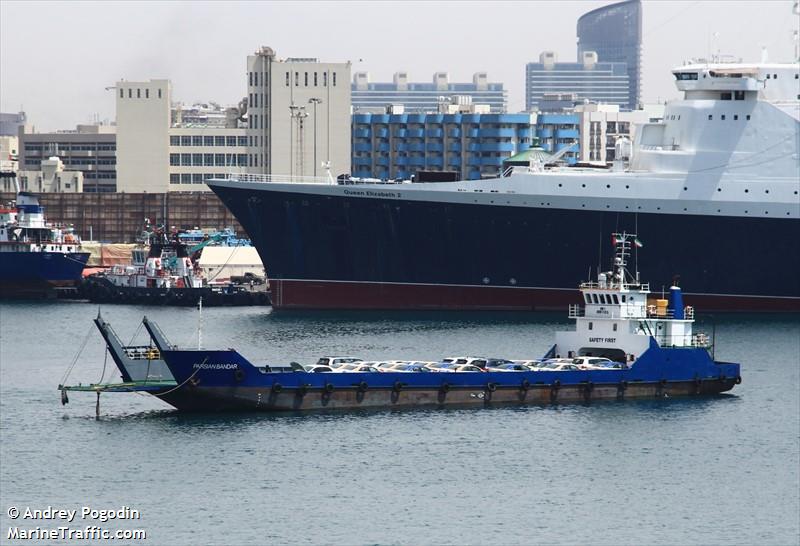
1, 301, 798, 545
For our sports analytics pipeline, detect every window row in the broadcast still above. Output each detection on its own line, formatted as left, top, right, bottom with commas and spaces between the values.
584, 293, 630, 305
24, 143, 116, 151
285, 71, 336, 87
708, 114, 751, 121
170, 173, 220, 185
119, 88, 162, 99
720, 91, 746, 100
169, 135, 249, 147
169, 153, 248, 167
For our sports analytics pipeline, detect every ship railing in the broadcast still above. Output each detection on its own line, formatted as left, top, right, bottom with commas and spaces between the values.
658, 332, 712, 349
213, 173, 334, 185
568, 304, 585, 318
123, 346, 161, 360
646, 306, 695, 320
579, 281, 650, 291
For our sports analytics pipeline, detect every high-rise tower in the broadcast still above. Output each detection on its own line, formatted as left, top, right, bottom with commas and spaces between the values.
577, 0, 642, 110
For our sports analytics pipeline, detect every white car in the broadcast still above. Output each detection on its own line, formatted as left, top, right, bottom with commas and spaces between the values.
349, 365, 380, 373
540, 362, 581, 371
316, 356, 363, 369
304, 365, 333, 373
454, 364, 484, 373
572, 357, 615, 370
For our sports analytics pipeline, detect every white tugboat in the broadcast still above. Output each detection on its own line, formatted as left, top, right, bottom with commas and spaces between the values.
552, 233, 708, 366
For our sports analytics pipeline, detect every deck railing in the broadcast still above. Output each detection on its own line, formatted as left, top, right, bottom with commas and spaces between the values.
211, 173, 335, 185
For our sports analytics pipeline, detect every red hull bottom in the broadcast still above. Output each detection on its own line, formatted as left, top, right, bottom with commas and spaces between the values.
270, 279, 800, 313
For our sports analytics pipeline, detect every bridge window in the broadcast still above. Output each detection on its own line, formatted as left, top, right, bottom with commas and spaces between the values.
613, 323, 618, 332
734, 91, 745, 100
674, 72, 698, 80
588, 322, 593, 330
584, 294, 591, 304
721, 92, 732, 100
621, 295, 627, 302
612, 295, 619, 304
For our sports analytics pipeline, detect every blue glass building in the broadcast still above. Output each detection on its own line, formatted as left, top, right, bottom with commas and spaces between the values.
577, 0, 642, 110
525, 51, 630, 111
351, 113, 533, 180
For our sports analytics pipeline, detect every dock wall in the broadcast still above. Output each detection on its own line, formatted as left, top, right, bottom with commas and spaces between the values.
0, 192, 243, 243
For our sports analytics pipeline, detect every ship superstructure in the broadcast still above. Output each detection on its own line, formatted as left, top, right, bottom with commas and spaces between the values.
207, 57, 800, 311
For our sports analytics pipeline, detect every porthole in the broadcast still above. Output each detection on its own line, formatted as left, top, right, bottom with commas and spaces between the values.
765, 211, 769, 215
717, 188, 722, 192
765, 189, 769, 194
606, 184, 610, 188
717, 209, 721, 213
745, 189, 749, 193
606, 205, 610, 208
745, 210, 748, 214
582, 184, 586, 188
683, 187, 687, 191
558, 183, 562, 187
683, 208, 687, 211
657, 207, 661, 210
625, 185, 629, 189
582, 204, 586, 207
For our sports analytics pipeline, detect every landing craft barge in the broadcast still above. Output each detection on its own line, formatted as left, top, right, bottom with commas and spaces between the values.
208, 59, 800, 312
143, 234, 741, 412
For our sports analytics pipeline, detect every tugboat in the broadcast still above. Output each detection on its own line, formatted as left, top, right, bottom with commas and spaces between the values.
81, 221, 269, 306
138, 233, 741, 412
0, 189, 89, 298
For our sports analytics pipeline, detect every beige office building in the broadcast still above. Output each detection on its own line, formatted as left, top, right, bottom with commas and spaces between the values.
246, 47, 351, 178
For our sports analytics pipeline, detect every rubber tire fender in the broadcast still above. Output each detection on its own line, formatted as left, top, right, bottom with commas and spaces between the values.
272, 383, 283, 393
234, 369, 245, 382
486, 382, 497, 392
323, 383, 335, 394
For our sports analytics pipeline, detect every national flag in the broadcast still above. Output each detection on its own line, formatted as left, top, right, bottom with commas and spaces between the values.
634, 237, 643, 248
611, 234, 624, 245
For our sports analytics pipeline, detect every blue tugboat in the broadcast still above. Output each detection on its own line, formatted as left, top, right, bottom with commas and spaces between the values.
0, 191, 89, 298
145, 234, 741, 412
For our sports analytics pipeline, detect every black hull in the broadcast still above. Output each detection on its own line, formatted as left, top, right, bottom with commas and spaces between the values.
81, 276, 270, 307
209, 185, 800, 312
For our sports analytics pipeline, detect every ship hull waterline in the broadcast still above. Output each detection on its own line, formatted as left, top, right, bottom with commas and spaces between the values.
208, 185, 800, 313
157, 379, 739, 412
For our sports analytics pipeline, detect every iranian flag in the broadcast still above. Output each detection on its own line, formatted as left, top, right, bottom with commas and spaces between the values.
634, 237, 644, 248
612, 234, 625, 245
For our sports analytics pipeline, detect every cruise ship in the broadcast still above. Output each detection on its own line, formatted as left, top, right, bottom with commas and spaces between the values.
207, 58, 800, 312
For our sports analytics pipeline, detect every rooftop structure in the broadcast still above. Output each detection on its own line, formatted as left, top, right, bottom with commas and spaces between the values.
352, 72, 507, 113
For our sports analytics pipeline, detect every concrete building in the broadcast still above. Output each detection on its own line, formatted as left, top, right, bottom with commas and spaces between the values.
0, 135, 18, 176
246, 47, 352, 178
575, 102, 649, 163
11, 156, 83, 193
352, 72, 507, 113
577, 0, 642, 110
114, 79, 249, 192
525, 51, 630, 112
352, 99, 533, 180
18, 123, 117, 192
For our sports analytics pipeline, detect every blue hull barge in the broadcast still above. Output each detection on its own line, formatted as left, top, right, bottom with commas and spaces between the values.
147, 234, 741, 412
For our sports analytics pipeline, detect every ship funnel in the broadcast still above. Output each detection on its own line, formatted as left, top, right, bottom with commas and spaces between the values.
668, 285, 685, 320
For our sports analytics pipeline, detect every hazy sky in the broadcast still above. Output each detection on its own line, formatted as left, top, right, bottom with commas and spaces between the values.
1, 1, 797, 131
